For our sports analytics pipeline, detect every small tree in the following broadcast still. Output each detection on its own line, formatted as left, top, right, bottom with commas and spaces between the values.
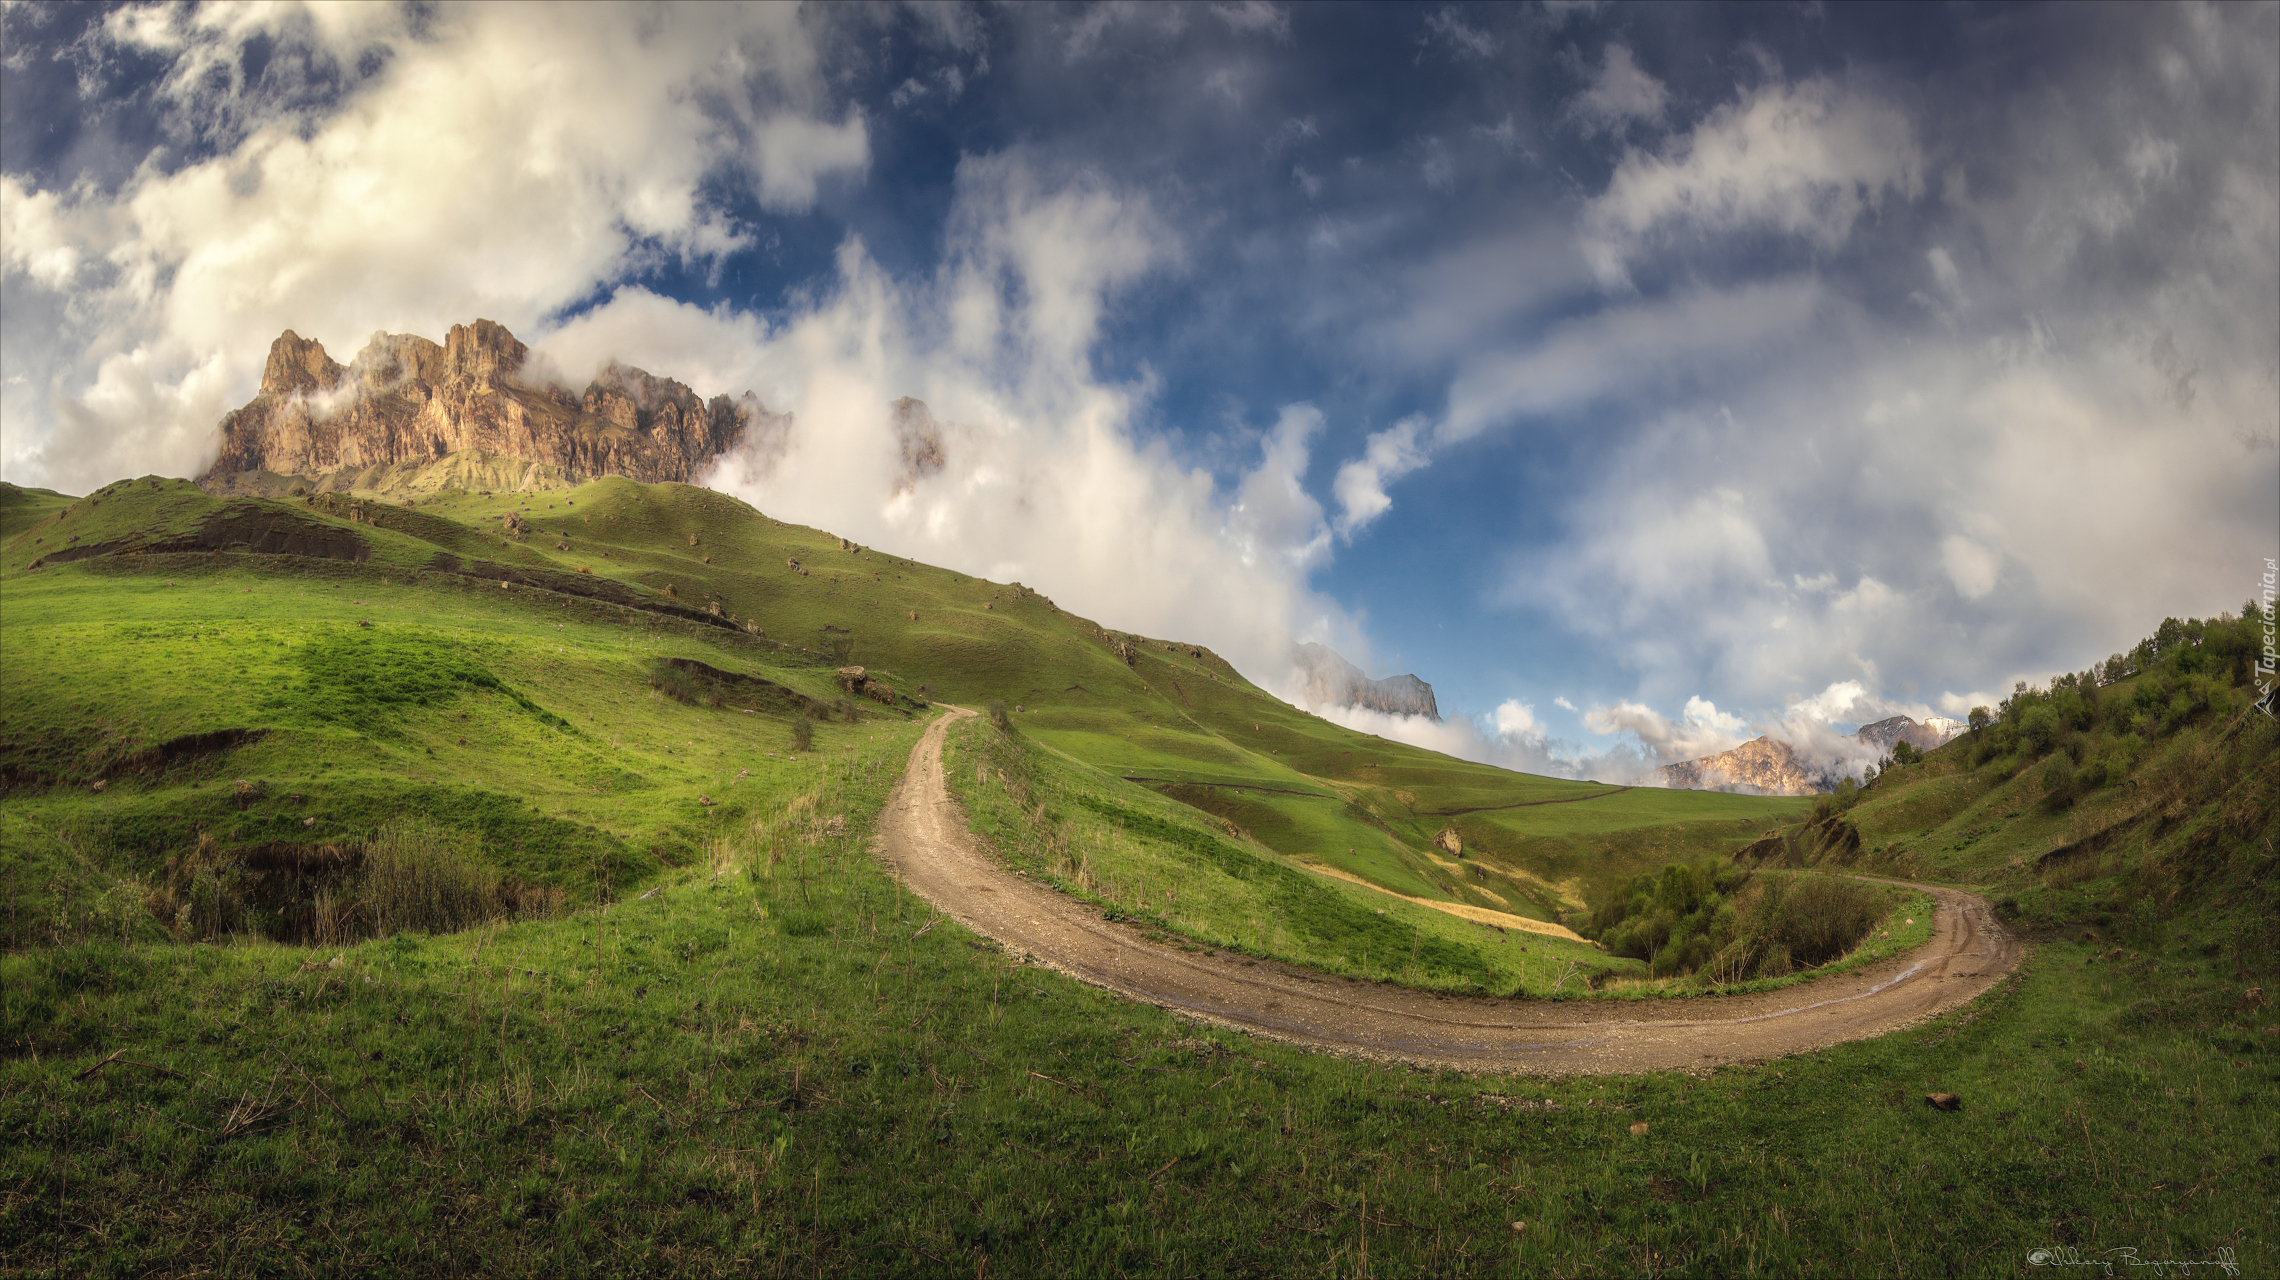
790, 717, 813, 752
1968, 705, 1992, 735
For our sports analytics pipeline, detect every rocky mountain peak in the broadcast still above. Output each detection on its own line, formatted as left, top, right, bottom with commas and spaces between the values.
444, 319, 526, 384
1854, 715, 1965, 754
201, 319, 773, 494
260, 331, 346, 399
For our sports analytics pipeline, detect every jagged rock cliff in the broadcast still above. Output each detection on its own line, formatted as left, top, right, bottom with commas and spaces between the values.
199, 320, 783, 493
1293, 642, 1441, 721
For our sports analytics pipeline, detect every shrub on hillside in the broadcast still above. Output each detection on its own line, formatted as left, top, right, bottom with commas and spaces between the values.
988, 701, 1012, 733
1810, 777, 1862, 824
790, 717, 813, 752
1747, 873, 1884, 971
1587, 859, 1751, 978
1590, 858, 1890, 984
2042, 752, 2078, 811
359, 820, 507, 937
649, 658, 724, 708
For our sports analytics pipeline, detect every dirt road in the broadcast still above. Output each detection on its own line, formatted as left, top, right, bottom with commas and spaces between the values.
876, 708, 2022, 1075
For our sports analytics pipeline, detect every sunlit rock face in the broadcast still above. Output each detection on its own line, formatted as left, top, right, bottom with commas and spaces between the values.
1653, 715, 1966, 795
1653, 736, 1834, 796
201, 320, 781, 491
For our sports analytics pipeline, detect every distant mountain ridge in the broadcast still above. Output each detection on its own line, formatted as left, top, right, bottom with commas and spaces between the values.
1293, 643, 1440, 721
1653, 715, 1967, 795
198, 320, 781, 495
1856, 714, 1965, 754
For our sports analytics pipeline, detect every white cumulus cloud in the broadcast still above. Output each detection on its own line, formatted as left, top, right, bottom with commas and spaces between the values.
1582, 76, 1924, 287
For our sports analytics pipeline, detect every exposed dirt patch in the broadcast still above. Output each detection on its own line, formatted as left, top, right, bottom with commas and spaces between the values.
422, 552, 752, 634
877, 708, 2024, 1076
0, 727, 274, 790
171, 506, 372, 560
118, 728, 272, 775
658, 657, 834, 718
24, 503, 370, 569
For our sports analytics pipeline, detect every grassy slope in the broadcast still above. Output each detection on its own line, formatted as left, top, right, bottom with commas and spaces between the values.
5, 742, 2272, 1276
944, 715, 1631, 995
2, 472, 2274, 1273
0, 483, 72, 541
3, 475, 1804, 923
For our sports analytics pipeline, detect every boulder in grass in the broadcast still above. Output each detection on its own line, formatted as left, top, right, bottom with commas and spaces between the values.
1925, 1093, 1962, 1111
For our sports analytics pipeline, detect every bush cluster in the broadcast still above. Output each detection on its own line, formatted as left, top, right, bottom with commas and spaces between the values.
1587, 859, 1749, 978
1586, 860, 1887, 983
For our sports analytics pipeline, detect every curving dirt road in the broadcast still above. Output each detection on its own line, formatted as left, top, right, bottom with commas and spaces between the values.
877, 708, 2022, 1075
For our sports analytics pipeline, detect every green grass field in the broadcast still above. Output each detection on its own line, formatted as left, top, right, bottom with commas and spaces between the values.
7, 762, 2273, 1276
4, 467, 2273, 1274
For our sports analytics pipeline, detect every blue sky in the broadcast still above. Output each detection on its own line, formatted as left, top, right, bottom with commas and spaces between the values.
3, 2, 2275, 780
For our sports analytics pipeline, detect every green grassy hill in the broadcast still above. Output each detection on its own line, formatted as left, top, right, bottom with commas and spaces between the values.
1764, 610, 2277, 963
0, 469, 1801, 950
3, 468, 2271, 1275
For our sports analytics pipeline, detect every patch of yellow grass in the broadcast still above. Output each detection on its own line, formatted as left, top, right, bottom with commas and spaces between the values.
1297, 860, 1587, 942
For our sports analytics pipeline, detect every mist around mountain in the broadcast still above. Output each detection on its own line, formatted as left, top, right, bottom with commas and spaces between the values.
1290, 641, 1441, 721
1653, 715, 1973, 795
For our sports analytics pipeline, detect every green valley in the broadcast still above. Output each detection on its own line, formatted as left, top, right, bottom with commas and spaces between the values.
2, 471, 2272, 1276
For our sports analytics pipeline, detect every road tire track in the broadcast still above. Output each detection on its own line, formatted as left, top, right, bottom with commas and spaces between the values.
877, 708, 2022, 1075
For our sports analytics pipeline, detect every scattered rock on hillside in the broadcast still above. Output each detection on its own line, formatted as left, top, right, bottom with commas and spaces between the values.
1925, 1093, 1963, 1111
